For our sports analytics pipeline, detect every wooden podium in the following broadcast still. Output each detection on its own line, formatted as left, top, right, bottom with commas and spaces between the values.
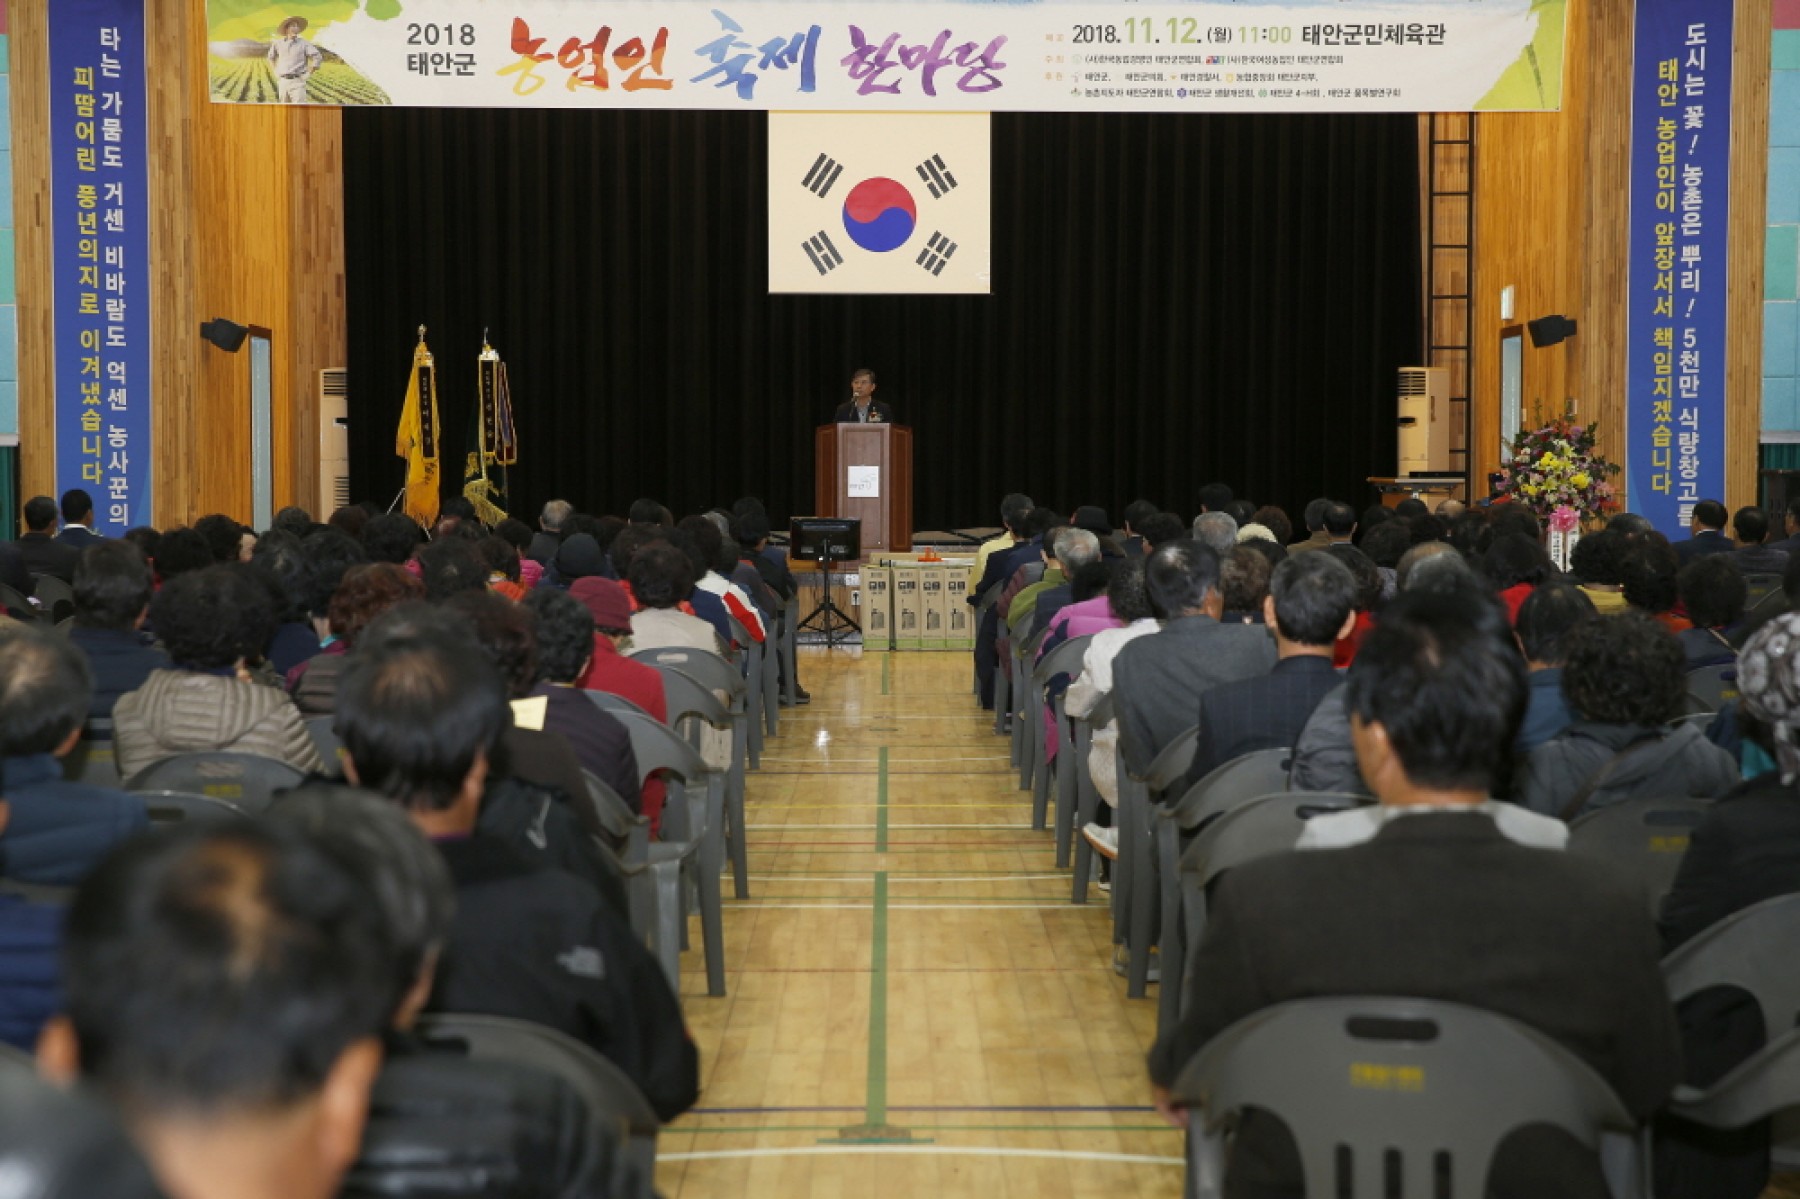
814, 423, 913, 554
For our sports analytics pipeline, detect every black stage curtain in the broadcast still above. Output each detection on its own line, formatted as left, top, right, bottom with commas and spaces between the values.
344, 109, 1419, 532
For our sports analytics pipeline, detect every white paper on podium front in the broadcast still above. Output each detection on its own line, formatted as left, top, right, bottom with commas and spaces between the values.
847, 466, 880, 498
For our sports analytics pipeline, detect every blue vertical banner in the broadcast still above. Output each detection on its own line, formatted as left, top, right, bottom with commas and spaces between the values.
1626, 0, 1733, 536
49, 0, 152, 535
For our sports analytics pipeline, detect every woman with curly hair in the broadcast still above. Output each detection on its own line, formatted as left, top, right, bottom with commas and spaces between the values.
112, 565, 324, 779
287, 562, 425, 716
1513, 610, 1736, 820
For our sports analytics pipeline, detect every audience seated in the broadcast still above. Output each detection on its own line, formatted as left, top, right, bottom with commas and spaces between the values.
0, 625, 147, 886
1656, 611, 1800, 1199
1675, 498, 1734, 565
65, 540, 167, 718
1111, 539, 1275, 777
1323, 543, 1380, 667
0, 885, 61, 1051
528, 499, 572, 566
18, 495, 82, 583
1216, 544, 1271, 625
1675, 553, 1745, 668
1483, 532, 1551, 623
416, 538, 488, 603
1069, 560, 1159, 860
1118, 498, 1156, 557
39, 820, 393, 1199
1623, 534, 1689, 632
1181, 553, 1356, 792
194, 512, 255, 564
973, 505, 1056, 707
112, 566, 324, 780
1568, 526, 1632, 614
53, 487, 105, 549
524, 588, 643, 809
679, 517, 764, 642
1512, 583, 1596, 755
0, 1063, 165, 1197
248, 533, 325, 676
1146, 587, 1679, 1199
1190, 511, 1237, 557
1731, 504, 1788, 576
287, 562, 423, 716
1515, 611, 1737, 820
332, 631, 698, 1122
266, 786, 626, 1198
361, 513, 422, 566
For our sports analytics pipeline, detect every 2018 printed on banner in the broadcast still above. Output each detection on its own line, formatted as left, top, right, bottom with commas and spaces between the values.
203, 0, 1567, 112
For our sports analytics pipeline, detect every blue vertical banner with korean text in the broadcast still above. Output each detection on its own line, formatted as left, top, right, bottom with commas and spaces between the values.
50, 0, 152, 535
1626, 0, 1732, 535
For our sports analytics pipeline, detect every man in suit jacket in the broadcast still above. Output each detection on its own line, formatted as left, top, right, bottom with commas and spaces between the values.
1729, 504, 1789, 576
1182, 553, 1356, 790
1147, 589, 1680, 1199
832, 367, 895, 424
1112, 539, 1276, 776
16, 496, 80, 583
53, 489, 105, 550
1674, 498, 1734, 565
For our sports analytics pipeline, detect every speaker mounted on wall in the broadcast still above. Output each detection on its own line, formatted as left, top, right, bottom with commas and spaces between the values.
1526, 314, 1578, 348
200, 318, 249, 353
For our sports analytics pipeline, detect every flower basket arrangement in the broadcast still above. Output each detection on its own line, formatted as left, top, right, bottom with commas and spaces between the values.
1495, 406, 1622, 524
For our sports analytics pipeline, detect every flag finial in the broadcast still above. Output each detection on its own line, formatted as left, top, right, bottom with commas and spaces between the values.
417, 324, 427, 344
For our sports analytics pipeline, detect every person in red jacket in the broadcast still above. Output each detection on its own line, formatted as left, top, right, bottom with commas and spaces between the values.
569, 577, 669, 832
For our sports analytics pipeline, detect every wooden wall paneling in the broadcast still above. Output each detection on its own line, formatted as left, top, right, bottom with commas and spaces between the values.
1727, 0, 1772, 512
1574, 0, 1632, 505
13, 0, 53, 510
286, 109, 346, 517
147, 0, 197, 527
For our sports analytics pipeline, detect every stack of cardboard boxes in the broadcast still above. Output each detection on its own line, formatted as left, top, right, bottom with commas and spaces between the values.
858, 554, 973, 652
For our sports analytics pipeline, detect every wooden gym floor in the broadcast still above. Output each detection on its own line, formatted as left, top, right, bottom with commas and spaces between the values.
654, 648, 1182, 1198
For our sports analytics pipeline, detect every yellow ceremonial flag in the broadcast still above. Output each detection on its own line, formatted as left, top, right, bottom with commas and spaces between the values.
394, 326, 440, 529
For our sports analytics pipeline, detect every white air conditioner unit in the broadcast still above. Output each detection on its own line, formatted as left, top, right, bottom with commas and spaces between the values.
1396, 366, 1451, 475
319, 368, 349, 517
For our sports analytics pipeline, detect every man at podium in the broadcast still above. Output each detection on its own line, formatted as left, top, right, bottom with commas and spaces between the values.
833, 369, 895, 424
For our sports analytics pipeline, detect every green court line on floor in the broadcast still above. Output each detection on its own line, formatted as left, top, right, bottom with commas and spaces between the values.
882, 654, 891, 695
876, 747, 889, 854
867, 870, 889, 1126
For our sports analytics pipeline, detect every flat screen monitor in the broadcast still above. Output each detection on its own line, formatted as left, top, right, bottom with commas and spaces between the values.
789, 517, 861, 563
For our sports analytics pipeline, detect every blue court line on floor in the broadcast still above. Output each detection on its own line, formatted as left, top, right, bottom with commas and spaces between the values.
690, 1105, 1155, 1115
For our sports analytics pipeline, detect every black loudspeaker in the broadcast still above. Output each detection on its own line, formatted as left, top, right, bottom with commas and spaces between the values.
199, 318, 249, 353
1527, 315, 1578, 348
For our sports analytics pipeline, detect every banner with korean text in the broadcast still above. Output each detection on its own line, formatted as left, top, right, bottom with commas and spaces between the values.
1624, 0, 1732, 534
50, 0, 152, 534
204, 0, 1567, 113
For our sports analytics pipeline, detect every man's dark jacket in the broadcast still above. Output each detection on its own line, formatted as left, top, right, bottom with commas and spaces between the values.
1183, 655, 1340, 790
15, 532, 79, 583
832, 399, 895, 424
65, 626, 168, 718
1149, 812, 1680, 1199
1113, 614, 1276, 775
428, 835, 699, 1122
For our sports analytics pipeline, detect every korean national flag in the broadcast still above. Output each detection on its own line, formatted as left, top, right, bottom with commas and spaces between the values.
769, 113, 990, 295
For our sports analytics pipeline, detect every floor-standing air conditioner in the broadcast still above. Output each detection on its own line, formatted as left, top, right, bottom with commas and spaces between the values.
1397, 366, 1451, 475
319, 368, 349, 516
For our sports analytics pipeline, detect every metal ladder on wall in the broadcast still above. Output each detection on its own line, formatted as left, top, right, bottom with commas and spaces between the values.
1427, 112, 1475, 495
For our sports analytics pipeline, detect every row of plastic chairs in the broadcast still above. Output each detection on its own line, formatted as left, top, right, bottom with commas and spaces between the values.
1170, 893, 1800, 1198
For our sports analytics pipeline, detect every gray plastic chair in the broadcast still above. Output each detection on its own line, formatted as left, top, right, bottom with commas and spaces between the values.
1665, 1027, 1800, 1135
1171, 791, 1369, 1025
585, 690, 655, 721
977, 579, 1010, 725
305, 716, 345, 779
1664, 891, 1800, 1039
415, 1013, 660, 1194
780, 590, 801, 706
1743, 573, 1784, 609
125, 752, 305, 813
1033, 634, 1093, 861
1567, 798, 1712, 916
63, 717, 122, 789
604, 706, 728, 997
632, 645, 751, 784
1007, 612, 1041, 786
1016, 621, 1047, 797
134, 790, 252, 823
1151, 747, 1296, 1031
1114, 724, 1199, 999
727, 616, 766, 767
1685, 663, 1741, 714
1171, 996, 1644, 1199
580, 769, 691, 992
634, 665, 749, 902
31, 575, 75, 625
1070, 690, 1114, 905
0, 584, 39, 622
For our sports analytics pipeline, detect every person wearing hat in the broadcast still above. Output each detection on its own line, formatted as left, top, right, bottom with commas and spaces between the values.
1070, 505, 1126, 559
267, 16, 322, 104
